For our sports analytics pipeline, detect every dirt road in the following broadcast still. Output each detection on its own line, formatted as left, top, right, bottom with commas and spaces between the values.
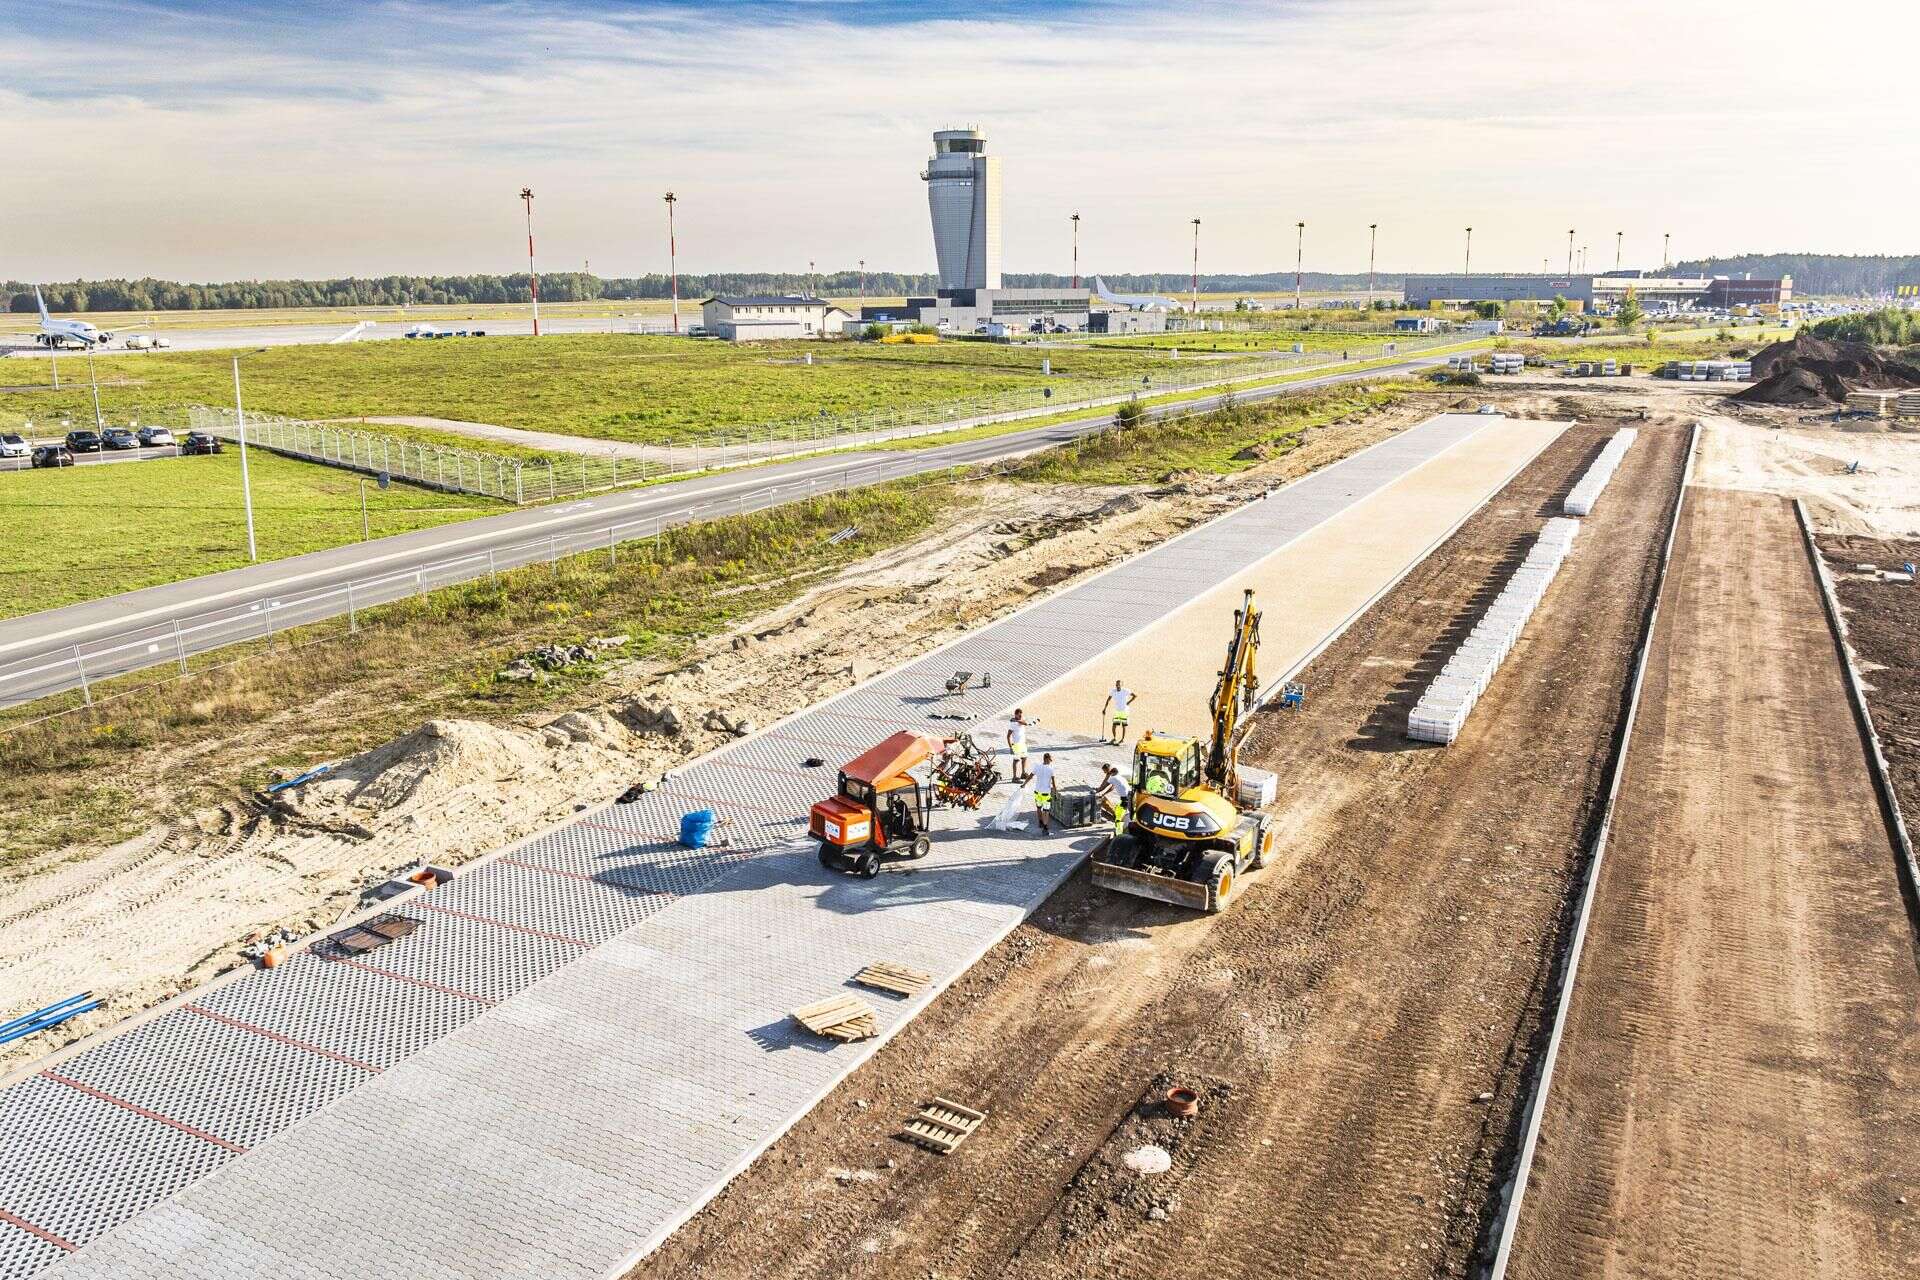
1506, 488, 1920, 1278
627, 411, 1691, 1279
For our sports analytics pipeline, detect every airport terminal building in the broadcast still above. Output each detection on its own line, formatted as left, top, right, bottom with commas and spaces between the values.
1403, 272, 1790, 310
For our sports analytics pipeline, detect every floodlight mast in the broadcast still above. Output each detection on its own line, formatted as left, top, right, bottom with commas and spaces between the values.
665, 191, 680, 334
520, 188, 540, 337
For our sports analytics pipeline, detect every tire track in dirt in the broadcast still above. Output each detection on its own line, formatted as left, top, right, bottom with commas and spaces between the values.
629, 410, 1692, 1280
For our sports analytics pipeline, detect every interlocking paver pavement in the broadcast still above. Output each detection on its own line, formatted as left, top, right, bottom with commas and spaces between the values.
1, 413, 1537, 1280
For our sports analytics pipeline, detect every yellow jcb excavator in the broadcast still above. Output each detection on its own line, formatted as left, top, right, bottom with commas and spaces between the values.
1090, 588, 1276, 912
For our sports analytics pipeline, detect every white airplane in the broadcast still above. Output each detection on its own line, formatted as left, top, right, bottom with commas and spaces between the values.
31, 286, 112, 348
1091, 275, 1175, 312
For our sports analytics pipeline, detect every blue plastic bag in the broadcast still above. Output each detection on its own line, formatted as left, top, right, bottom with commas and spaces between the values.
678, 809, 717, 848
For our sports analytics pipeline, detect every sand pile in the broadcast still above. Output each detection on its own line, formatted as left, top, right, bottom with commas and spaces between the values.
1737, 333, 1920, 406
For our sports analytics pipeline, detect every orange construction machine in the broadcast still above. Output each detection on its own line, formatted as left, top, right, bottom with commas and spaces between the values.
810, 731, 941, 878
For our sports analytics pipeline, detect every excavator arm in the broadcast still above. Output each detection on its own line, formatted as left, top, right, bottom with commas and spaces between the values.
1204, 589, 1261, 792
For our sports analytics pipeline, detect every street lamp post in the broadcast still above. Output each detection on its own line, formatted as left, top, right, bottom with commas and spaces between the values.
1294, 221, 1305, 313
1070, 212, 1081, 289
808, 259, 815, 299
84, 348, 104, 432
1367, 223, 1378, 310
1567, 229, 1575, 277
519, 188, 540, 337
664, 191, 681, 334
858, 258, 865, 305
1663, 232, 1671, 270
1464, 226, 1473, 275
231, 349, 267, 562
1189, 218, 1201, 314
1615, 231, 1623, 270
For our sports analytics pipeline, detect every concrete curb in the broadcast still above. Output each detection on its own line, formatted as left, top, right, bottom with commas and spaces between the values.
1481, 418, 1700, 1278
1791, 498, 1920, 939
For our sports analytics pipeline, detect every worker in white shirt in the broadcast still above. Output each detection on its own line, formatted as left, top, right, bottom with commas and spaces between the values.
1030, 752, 1057, 835
1006, 709, 1031, 784
1101, 680, 1135, 745
1095, 762, 1130, 838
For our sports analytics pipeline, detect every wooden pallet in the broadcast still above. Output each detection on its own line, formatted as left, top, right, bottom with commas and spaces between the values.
790, 994, 878, 1042
901, 1097, 987, 1155
852, 961, 932, 999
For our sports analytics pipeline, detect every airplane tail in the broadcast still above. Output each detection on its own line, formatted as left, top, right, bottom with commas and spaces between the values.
34, 285, 49, 322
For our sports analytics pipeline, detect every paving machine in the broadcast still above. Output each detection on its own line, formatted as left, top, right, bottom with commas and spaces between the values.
1090, 588, 1277, 913
810, 731, 940, 878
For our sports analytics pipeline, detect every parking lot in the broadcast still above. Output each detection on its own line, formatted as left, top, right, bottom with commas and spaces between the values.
0, 426, 221, 471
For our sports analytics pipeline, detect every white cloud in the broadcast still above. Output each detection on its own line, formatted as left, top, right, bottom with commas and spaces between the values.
0, 0, 1911, 279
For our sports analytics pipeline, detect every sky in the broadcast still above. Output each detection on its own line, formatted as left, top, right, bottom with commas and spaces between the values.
2, 0, 1915, 282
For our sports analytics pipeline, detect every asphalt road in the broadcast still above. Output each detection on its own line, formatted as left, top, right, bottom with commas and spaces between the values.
0, 352, 1460, 708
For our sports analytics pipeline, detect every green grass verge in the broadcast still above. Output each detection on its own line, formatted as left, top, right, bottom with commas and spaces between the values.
0, 334, 1174, 446
0, 450, 500, 618
0, 477, 964, 864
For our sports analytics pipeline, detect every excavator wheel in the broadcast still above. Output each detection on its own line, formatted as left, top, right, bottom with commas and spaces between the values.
907, 834, 932, 860
1198, 849, 1236, 913
1251, 822, 1277, 870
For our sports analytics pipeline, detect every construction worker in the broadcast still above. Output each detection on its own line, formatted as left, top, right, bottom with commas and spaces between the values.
1095, 762, 1130, 838
1101, 679, 1135, 745
1031, 751, 1056, 835
1006, 709, 1030, 784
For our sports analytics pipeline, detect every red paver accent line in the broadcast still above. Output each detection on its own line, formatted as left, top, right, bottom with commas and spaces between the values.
815, 708, 936, 732
963, 631, 1092, 653
412, 899, 591, 948
0, 1208, 76, 1253
579, 817, 680, 844
706, 758, 812, 781
183, 1004, 380, 1075
501, 855, 684, 896
650, 787, 796, 820
326, 956, 497, 1006
40, 1072, 248, 1155
763, 729, 872, 753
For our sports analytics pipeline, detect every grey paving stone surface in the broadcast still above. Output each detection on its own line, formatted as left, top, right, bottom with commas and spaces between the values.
5, 413, 1494, 1280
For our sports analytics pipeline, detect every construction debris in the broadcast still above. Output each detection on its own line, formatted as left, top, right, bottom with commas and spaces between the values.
853, 962, 933, 998
901, 1097, 987, 1155
1736, 333, 1920, 407
791, 994, 880, 1042
497, 635, 631, 683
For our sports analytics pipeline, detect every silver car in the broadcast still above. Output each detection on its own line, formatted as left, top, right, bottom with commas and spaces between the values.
0, 433, 27, 459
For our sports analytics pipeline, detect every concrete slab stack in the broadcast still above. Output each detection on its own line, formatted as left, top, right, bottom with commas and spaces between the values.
1407, 517, 1580, 745
1564, 429, 1638, 517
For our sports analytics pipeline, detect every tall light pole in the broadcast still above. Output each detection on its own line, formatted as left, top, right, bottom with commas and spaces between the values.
664, 191, 681, 334
1567, 229, 1575, 277
84, 348, 104, 432
1189, 218, 1201, 314
231, 349, 267, 562
858, 258, 865, 304
1615, 231, 1623, 271
1367, 223, 1378, 309
1663, 232, 1671, 271
1070, 212, 1081, 289
1293, 221, 1306, 313
1464, 226, 1473, 275
807, 259, 815, 298
519, 188, 540, 337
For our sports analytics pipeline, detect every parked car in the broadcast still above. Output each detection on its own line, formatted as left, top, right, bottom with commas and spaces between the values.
136, 426, 176, 447
31, 445, 74, 468
180, 431, 223, 455
65, 429, 101, 453
101, 427, 140, 451
0, 433, 27, 459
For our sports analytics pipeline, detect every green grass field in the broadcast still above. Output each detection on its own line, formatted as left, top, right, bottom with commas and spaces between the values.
0, 451, 498, 617
0, 334, 1177, 445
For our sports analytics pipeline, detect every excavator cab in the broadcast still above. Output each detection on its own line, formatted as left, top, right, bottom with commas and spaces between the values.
810, 731, 939, 879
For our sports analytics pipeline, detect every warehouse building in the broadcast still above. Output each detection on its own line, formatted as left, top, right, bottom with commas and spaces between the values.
700, 295, 852, 341
1403, 272, 1789, 310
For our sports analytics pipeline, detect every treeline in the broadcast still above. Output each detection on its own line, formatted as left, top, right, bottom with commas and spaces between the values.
5, 270, 1400, 313
1808, 308, 1920, 346
1671, 254, 1920, 297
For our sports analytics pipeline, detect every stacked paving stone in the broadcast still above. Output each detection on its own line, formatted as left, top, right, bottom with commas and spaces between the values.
1408, 518, 1580, 745
1563, 427, 1638, 516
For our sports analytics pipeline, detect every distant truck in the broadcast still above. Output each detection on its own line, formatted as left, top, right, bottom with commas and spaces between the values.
122, 334, 171, 350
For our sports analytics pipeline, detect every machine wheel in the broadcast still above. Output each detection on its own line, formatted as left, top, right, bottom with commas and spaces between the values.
1250, 821, 1277, 870
817, 842, 838, 870
907, 834, 932, 860
1197, 850, 1236, 913
854, 850, 881, 879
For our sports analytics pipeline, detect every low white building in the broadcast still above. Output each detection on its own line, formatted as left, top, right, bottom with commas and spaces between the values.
699, 295, 850, 341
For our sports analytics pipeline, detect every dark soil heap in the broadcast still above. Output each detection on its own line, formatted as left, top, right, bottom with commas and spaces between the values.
1736, 332, 1920, 406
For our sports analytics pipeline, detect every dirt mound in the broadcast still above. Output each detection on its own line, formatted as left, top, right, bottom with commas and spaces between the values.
1738, 333, 1920, 406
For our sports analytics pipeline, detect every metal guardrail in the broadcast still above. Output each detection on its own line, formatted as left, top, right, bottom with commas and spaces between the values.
181, 333, 1471, 505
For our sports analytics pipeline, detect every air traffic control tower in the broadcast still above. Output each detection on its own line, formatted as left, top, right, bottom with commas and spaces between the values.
923, 128, 1002, 290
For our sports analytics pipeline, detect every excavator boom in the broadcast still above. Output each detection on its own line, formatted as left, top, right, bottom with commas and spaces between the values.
1205, 589, 1261, 791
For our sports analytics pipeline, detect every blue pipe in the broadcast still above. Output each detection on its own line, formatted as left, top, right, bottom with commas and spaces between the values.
0, 992, 93, 1037
0, 1001, 101, 1046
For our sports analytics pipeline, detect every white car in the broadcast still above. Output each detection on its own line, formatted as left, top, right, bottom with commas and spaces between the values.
0, 433, 27, 459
